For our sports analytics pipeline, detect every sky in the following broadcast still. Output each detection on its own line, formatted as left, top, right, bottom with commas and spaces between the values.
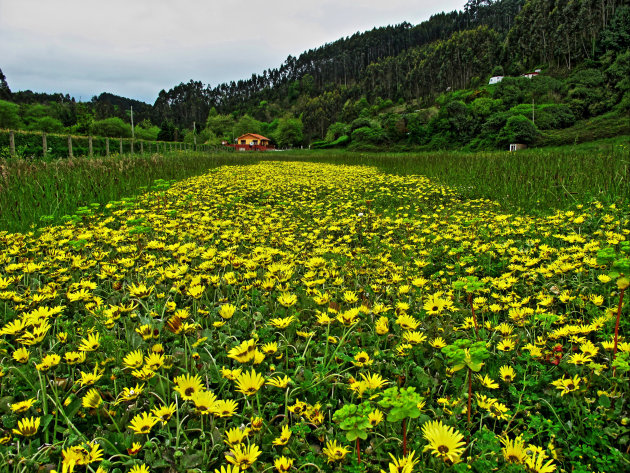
0, 0, 466, 104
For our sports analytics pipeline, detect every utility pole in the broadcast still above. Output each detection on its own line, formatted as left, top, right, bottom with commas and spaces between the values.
532, 97, 535, 125
131, 106, 135, 139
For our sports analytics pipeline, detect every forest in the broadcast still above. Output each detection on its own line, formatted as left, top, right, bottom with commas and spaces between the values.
0, 0, 628, 150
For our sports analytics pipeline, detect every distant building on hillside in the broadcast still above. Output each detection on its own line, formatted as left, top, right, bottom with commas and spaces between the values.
522, 69, 542, 79
509, 143, 527, 151
225, 133, 274, 151
489, 75, 504, 85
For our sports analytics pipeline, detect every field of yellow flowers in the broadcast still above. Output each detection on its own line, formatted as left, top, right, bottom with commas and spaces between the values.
0, 161, 628, 473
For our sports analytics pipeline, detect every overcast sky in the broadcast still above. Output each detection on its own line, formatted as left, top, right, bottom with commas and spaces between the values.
1, 0, 466, 104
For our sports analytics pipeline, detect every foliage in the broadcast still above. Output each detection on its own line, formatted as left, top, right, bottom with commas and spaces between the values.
0, 99, 22, 128
274, 116, 304, 148
378, 387, 424, 422
91, 117, 132, 138
333, 403, 372, 441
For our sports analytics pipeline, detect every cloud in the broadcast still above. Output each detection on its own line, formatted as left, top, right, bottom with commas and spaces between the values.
0, 0, 465, 103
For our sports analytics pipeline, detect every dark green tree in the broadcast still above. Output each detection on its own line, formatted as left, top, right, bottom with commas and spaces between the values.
0, 68, 12, 100
274, 116, 303, 148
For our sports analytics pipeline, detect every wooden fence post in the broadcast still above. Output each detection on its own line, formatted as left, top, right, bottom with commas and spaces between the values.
68, 135, 73, 158
119, 139, 123, 155
106, 138, 110, 157
88, 136, 93, 157
140, 141, 143, 154
42, 133, 47, 157
9, 131, 15, 156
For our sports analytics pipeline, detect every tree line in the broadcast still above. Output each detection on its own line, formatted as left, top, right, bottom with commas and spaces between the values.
1, 0, 628, 149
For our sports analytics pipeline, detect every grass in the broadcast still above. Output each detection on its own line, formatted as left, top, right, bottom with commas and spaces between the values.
1, 140, 629, 234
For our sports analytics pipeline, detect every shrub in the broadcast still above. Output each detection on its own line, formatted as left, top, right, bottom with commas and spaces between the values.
499, 115, 539, 145
92, 117, 132, 138
27, 116, 65, 133
351, 126, 386, 145
534, 105, 575, 129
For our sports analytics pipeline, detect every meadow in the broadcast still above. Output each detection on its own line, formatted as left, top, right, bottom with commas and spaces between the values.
0, 151, 629, 473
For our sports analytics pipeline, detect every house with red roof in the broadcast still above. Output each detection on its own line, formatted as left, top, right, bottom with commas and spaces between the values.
225, 133, 274, 151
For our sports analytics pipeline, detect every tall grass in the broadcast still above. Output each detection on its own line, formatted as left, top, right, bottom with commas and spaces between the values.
0, 151, 259, 233
268, 142, 630, 212
1, 141, 628, 233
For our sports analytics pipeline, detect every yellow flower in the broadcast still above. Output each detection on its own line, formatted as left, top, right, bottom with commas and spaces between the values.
227, 339, 257, 363
65, 351, 86, 365
500, 435, 527, 464
272, 424, 292, 446
226, 443, 262, 470
551, 375, 581, 396
359, 372, 388, 390
381, 451, 419, 473
352, 351, 373, 367
248, 416, 264, 433
221, 366, 243, 381
219, 304, 237, 319
277, 292, 298, 307
368, 409, 384, 427
422, 420, 466, 464
337, 308, 360, 326
188, 284, 205, 299
499, 365, 516, 383
403, 331, 427, 345
224, 426, 249, 446
214, 465, 242, 473
375, 316, 389, 335
477, 374, 499, 389
78, 332, 100, 352
235, 369, 265, 396
79, 365, 103, 387
267, 375, 291, 389
497, 339, 516, 352
128, 441, 142, 455
191, 390, 218, 415
173, 373, 205, 400
274, 456, 294, 472
268, 315, 296, 329
128, 282, 154, 299
151, 403, 177, 424
524, 449, 556, 473
13, 347, 30, 363
10, 398, 37, 413
82, 389, 103, 409
322, 439, 350, 463
36, 353, 61, 371
261, 342, 278, 355
128, 412, 159, 435
396, 313, 420, 330
213, 399, 239, 418
129, 464, 151, 473
430, 337, 447, 348
12, 416, 40, 437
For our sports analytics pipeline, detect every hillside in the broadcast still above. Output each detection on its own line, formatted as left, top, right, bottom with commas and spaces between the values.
0, 0, 628, 151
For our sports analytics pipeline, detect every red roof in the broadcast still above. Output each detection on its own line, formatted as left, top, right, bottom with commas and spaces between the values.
237, 133, 270, 141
